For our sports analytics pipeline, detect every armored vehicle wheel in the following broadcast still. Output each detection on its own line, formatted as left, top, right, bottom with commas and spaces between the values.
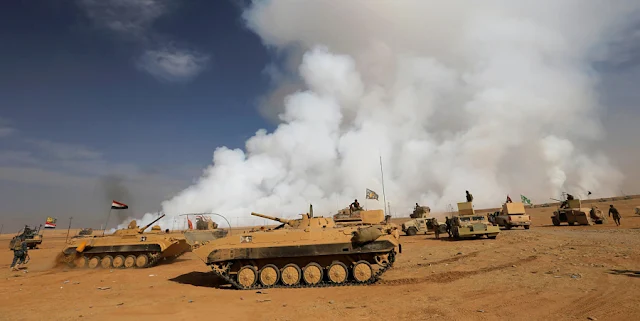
281, 264, 302, 286
112, 255, 125, 268
505, 224, 512, 230
87, 256, 100, 269
524, 225, 530, 230
302, 262, 323, 285
124, 255, 136, 268
100, 256, 113, 269
74, 256, 87, 268
406, 227, 417, 236
237, 265, 257, 289
568, 222, 575, 226
328, 262, 348, 284
352, 261, 373, 283
487, 234, 498, 239
552, 217, 560, 226
135, 254, 149, 268
375, 253, 390, 266
259, 264, 280, 287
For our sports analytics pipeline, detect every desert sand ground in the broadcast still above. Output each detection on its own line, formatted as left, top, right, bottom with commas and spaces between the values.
1, 198, 639, 321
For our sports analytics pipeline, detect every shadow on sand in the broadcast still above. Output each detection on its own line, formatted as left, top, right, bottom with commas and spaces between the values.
608, 269, 640, 278
169, 271, 231, 289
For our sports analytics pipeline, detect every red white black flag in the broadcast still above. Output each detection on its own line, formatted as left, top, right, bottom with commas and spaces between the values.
111, 200, 129, 210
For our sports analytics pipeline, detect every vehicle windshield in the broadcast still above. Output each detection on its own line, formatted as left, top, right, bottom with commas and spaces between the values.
459, 217, 471, 222
471, 216, 485, 221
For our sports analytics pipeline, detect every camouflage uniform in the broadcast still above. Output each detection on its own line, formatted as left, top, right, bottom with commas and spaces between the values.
10, 238, 28, 271
609, 205, 621, 226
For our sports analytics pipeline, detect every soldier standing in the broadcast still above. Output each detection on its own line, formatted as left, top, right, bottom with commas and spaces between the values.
445, 217, 452, 237
433, 220, 441, 239
608, 205, 621, 226
10, 236, 28, 271
466, 190, 473, 202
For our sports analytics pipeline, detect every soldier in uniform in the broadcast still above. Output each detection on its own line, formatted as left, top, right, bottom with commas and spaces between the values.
445, 217, 452, 237
506, 195, 512, 203
433, 220, 441, 239
351, 199, 362, 211
608, 204, 621, 226
10, 236, 28, 271
466, 190, 473, 202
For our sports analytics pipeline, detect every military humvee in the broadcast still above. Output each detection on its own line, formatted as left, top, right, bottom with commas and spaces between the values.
450, 202, 500, 240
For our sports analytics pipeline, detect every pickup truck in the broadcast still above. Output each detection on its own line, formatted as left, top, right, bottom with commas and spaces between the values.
488, 202, 531, 230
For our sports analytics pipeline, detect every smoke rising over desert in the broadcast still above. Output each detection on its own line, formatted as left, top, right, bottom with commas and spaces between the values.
119, 0, 640, 229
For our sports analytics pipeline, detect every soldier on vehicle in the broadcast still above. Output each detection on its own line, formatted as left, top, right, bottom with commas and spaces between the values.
609, 204, 621, 226
415, 203, 420, 210
506, 195, 512, 203
466, 190, 473, 202
350, 199, 362, 212
10, 236, 28, 271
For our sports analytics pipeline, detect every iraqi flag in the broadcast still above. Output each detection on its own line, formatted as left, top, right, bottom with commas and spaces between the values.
111, 200, 129, 210
45, 216, 57, 228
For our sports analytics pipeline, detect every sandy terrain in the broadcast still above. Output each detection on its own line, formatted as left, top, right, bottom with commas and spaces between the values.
1, 198, 639, 321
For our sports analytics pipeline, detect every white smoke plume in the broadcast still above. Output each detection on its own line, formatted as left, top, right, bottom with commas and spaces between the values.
119, 0, 638, 230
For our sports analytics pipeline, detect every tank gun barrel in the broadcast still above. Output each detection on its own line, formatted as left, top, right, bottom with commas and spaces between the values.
138, 214, 166, 234
251, 212, 291, 225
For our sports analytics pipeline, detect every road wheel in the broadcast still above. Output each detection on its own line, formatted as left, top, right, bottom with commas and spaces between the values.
505, 224, 512, 230
237, 265, 257, 289
281, 263, 301, 286
74, 256, 87, 268
487, 234, 498, 239
302, 262, 323, 285
328, 262, 348, 284
352, 261, 373, 283
552, 217, 560, 226
259, 264, 280, 287
87, 256, 100, 269
100, 255, 113, 269
112, 255, 125, 268
568, 222, 575, 226
406, 227, 417, 236
124, 255, 136, 268
524, 225, 530, 230
135, 254, 149, 268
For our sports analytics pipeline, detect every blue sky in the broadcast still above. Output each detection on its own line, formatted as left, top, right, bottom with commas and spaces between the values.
0, 0, 280, 230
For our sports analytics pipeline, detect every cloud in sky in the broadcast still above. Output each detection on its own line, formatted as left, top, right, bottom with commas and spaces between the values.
77, 0, 209, 82
0, 117, 16, 138
137, 46, 210, 82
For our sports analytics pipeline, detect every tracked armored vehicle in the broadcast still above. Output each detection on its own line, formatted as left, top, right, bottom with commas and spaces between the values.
60, 214, 190, 269
451, 202, 500, 239
183, 215, 229, 245
551, 199, 606, 226
9, 225, 43, 250
188, 205, 401, 289
332, 207, 389, 227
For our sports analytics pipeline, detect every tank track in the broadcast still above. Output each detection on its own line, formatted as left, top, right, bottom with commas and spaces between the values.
64, 251, 163, 269
209, 250, 396, 290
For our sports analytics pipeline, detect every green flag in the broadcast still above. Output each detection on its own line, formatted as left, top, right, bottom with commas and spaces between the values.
521, 194, 532, 205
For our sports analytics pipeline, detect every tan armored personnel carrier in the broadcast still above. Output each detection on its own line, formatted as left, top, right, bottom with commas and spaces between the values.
332, 207, 389, 227
487, 202, 532, 229
60, 214, 190, 269
450, 202, 500, 239
9, 225, 43, 250
183, 215, 229, 245
551, 199, 606, 226
188, 205, 401, 289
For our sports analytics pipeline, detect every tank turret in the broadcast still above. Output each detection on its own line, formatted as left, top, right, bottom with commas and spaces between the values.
251, 206, 336, 230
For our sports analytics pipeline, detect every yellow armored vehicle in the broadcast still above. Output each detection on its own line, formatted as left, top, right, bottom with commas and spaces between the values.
61, 214, 190, 269
487, 202, 532, 229
551, 199, 606, 226
183, 215, 229, 245
451, 202, 500, 239
332, 207, 389, 227
9, 225, 43, 250
188, 205, 401, 289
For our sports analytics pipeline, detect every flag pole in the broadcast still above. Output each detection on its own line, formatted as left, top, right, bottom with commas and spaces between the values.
379, 155, 388, 217
65, 216, 73, 243
102, 208, 112, 236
